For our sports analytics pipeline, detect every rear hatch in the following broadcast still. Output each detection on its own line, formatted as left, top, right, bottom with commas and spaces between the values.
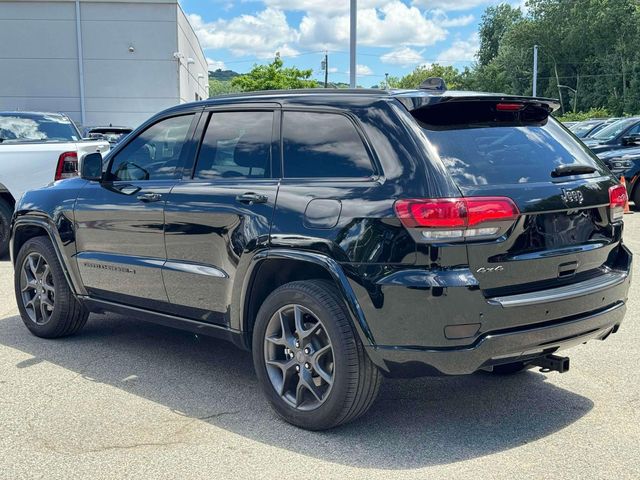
407, 98, 626, 297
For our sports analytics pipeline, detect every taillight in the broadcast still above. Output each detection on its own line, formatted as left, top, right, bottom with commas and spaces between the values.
55, 151, 78, 181
394, 197, 519, 242
609, 184, 627, 222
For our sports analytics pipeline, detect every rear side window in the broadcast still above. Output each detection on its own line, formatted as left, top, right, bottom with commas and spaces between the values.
416, 105, 604, 186
282, 111, 374, 178
194, 111, 273, 179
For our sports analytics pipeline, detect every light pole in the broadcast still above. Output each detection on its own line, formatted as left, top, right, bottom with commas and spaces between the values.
350, 0, 356, 88
532, 45, 538, 97
558, 84, 578, 113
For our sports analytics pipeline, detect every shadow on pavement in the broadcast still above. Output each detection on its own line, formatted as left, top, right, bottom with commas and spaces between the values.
0, 312, 593, 469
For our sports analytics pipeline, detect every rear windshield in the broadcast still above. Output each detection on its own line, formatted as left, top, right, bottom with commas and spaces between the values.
0, 113, 79, 143
416, 106, 604, 186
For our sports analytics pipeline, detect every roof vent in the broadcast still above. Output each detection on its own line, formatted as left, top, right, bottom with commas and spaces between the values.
419, 77, 447, 91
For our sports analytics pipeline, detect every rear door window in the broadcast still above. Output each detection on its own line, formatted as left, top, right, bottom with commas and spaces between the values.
416, 106, 605, 186
282, 111, 374, 178
194, 111, 273, 179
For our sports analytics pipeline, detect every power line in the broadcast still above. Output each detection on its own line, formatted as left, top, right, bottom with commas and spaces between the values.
218, 50, 326, 66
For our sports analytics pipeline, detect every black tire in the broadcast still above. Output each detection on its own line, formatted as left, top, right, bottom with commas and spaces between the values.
490, 361, 528, 375
14, 236, 88, 338
253, 280, 381, 430
0, 199, 12, 258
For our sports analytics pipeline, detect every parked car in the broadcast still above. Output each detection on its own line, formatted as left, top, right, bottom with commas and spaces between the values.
582, 117, 640, 153
0, 111, 109, 256
11, 86, 631, 430
570, 119, 606, 138
585, 117, 622, 138
83, 125, 133, 146
598, 145, 640, 206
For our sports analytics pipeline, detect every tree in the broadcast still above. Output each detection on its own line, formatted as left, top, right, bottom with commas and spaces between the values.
477, 4, 523, 67
231, 53, 317, 91
208, 79, 241, 97
467, 0, 640, 116
388, 64, 465, 90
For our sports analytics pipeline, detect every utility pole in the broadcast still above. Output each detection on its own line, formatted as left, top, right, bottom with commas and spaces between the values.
532, 44, 538, 97
385, 73, 389, 89
350, 0, 357, 88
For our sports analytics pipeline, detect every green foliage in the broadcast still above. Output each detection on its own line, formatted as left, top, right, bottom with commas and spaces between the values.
555, 108, 612, 122
469, 0, 640, 116
208, 79, 241, 97
387, 64, 466, 90
477, 4, 523, 67
231, 54, 317, 91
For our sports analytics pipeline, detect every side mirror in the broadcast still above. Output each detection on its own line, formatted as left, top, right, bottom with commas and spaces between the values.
622, 135, 640, 146
81, 152, 104, 181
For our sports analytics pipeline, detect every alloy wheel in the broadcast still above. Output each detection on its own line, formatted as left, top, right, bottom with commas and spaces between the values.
20, 253, 55, 325
263, 304, 335, 411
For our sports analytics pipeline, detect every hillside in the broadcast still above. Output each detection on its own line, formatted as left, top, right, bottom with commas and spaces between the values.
208, 69, 240, 81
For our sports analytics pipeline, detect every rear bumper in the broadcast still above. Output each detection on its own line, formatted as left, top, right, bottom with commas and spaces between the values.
367, 301, 625, 376
357, 244, 632, 377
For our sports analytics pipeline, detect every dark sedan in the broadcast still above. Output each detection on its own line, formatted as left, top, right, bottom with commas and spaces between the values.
583, 117, 640, 153
598, 145, 640, 208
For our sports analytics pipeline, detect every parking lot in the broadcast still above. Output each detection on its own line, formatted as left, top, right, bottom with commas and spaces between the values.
0, 219, 638, 480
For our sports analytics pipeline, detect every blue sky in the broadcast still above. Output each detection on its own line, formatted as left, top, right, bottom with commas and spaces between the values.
180, 0, 521, 87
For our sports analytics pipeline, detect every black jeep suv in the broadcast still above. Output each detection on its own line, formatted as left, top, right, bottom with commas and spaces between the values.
11, 86, 632, 430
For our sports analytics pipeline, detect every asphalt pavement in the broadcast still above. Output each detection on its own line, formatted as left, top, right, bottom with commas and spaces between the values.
1, 217, 639, 479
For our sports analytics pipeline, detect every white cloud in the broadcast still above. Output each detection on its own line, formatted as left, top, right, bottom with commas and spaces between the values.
413, 0, 495, 11
298, 1, 447, 50
206, 58, 226, 70
357, 64, 373, 75
381, 47, 425, 67
436, 33, 479, 63
263, 0, 388, 14
437, 13, 475, 27
188, 9, 299, 58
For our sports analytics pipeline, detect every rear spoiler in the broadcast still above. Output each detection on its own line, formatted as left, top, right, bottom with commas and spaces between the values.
392, 91, 561, 113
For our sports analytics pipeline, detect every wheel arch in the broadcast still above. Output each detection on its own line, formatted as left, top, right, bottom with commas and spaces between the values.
11, 216, 85, 296
236, 249, 374, 350
0, 186, 16, 210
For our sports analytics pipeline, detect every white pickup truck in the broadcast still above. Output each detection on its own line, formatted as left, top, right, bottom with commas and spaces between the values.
0, 111, 109, 255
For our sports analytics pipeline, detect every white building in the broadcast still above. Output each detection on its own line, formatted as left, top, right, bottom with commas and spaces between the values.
0, 0, 209, 128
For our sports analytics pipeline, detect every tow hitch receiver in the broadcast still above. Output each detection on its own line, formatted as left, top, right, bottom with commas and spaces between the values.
531, 354, 570, 373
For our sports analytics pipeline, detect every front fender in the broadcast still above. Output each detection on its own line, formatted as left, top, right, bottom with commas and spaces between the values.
11, 214, 86, 296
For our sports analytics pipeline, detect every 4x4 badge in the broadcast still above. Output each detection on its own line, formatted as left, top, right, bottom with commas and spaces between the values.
476, 266, 504, 273
560, 188, 584, 205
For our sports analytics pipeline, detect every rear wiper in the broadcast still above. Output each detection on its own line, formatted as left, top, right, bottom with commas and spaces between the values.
551, 164, 596, 177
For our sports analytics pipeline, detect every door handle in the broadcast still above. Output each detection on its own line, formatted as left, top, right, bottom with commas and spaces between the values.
236, 192, 268, 205
136, 192, 162, 203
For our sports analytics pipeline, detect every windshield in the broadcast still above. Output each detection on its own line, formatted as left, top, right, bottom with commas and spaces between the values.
570, 121, 601, 138
589, 118, 637, 141
421, 118, 604, 187
0, 113, 79, 143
